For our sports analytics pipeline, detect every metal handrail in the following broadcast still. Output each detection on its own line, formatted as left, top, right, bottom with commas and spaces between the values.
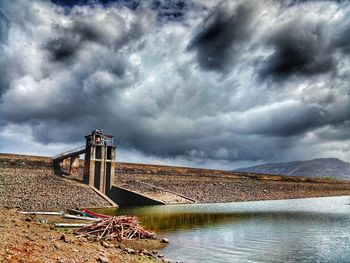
52, 146, 86, 159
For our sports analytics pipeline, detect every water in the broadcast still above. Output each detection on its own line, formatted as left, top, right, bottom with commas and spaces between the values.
95, 196, 350, 262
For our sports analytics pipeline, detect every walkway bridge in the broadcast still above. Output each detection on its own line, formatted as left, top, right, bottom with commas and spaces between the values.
53, 146, 86, 176
53, 146, 86, 160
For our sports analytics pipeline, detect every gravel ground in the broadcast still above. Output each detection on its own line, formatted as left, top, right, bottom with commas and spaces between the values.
0, 154, 110, 211
114, 163, 350, 203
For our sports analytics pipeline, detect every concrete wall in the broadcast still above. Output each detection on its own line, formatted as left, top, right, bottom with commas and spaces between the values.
106, 185, 164, 207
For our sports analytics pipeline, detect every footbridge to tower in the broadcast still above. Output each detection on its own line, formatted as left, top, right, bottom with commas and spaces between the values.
53, 146, 86, 177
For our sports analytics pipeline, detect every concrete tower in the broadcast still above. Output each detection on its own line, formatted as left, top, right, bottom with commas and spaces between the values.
83, 129, 116, 194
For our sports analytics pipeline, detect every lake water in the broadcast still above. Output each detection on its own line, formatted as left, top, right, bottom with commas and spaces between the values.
96, 196, 350, 262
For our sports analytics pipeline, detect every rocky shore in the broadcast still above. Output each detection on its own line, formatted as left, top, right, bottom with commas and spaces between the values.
0, 209, 168, 263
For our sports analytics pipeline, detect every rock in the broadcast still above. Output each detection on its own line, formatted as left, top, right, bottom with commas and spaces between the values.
151, 250, 158, 254
60, 234, 73, 243
98, 251, 106, 257
115, 244, 125, 250
54, 243, 61, 250
140, 249, 150, 255
158, 254, 165, 258
125, 248, 136, 254
161, 238, 170, 244
79, 237, 88, 243
101, 241, 113, 248
97, 256, 109, 263
24, 217, 32, 222
26, 235, 35, 241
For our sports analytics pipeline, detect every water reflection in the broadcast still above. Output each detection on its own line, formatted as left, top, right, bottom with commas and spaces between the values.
94, 196, 350, 263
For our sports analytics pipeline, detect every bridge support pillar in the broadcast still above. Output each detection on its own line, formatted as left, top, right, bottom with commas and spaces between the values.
69, 154, 80, 176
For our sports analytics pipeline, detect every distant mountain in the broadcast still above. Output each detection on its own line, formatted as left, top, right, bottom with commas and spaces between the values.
235, 158, 350, 180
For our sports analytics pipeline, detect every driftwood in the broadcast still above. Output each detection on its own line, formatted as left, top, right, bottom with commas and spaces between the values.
74, 216, 155, 241
19, 211, 63, 216
63, 214, 100, 221
55, 223, 88, 228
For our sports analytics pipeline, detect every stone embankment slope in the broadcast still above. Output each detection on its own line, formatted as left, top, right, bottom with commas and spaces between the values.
0, 153, 110, 211
2, 153, 350, 208
114, 162, 350, 203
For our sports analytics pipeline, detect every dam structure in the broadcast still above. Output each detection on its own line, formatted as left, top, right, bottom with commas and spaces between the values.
50, 129, 350, 208
53, 129, 163, 206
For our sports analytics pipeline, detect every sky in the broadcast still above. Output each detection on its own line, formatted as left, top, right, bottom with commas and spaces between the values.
0, 0, 350, 170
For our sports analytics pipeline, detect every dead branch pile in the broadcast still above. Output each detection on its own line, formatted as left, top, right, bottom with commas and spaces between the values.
74, 216, 155, 241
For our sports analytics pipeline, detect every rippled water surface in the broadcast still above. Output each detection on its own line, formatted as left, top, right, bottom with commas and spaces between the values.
96, 196, 350, 263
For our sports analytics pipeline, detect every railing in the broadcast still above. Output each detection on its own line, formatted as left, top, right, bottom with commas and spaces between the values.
52, 146, 86, 159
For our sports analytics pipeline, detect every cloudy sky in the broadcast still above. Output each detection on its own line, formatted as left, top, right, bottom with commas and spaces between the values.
0, 0, 349, 169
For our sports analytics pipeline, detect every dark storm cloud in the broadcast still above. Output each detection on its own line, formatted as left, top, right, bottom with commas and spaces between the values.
51, 0, 141, 9
1, 0, 350, 167
243, 104, 336, 137
259, 17, 335, 81
52, 0, 199, 23
0, 11, 8, 44
333, 21, 350, 54
188, 0, 259, 72
47, 12, 152, 62
0, 10, 9, 96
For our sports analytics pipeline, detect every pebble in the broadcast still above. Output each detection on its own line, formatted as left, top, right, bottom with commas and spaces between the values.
54, 243, 61, 250
60, 234, 74, 243
140, 249, 150, 255
26, 235, 35, 241
161, 238, 170, 244
125, 248, 136, 254
97, 256, 109, 263
115, 244, 125, 250
101, 241, 113, 248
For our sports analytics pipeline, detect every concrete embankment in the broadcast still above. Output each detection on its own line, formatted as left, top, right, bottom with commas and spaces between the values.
0, 153, 110, 211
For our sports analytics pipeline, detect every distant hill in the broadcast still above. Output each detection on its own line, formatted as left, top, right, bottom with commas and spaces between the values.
235, 158, 350, 180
